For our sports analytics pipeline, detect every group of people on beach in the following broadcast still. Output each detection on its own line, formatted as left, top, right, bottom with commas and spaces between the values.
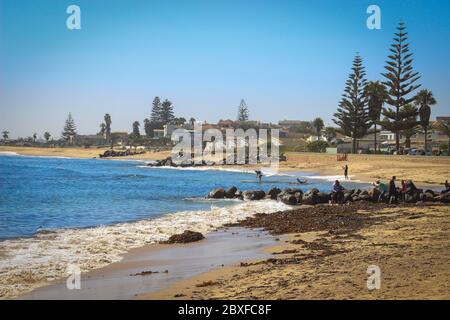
331, 177, 450, 205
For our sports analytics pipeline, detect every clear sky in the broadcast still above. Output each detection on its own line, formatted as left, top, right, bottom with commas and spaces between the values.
1, 0, 449, 138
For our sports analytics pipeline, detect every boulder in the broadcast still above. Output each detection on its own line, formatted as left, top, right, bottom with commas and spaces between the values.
424, 192, 435, 202
305, 188, 319, 195
208, 188, 226, 199
225, 186, 238, 198
243, 190, 266, 201
163, 230, 204, 244
280, 194, 298, 205
294, 191, 303, 204
302, 192, 318, 205
316, 192, 331, 204
267, 187, 282, 199
343, 192, 353, 203
439, 193, 450, 203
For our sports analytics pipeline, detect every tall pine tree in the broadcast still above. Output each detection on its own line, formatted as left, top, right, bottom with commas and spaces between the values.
150, 96, 162, 124
159, 99, 175, 124
237, 99, 249, 121
379, 22, 421, 150
62, 113, 77, 143
333, 55, 372, 154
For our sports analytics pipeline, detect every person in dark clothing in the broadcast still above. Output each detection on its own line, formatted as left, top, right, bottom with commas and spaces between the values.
255, 170, 263, 183
388, 176, 397, 204
343, 165, 349, 180
331, 180, 345, 204
445, 180, 450, 192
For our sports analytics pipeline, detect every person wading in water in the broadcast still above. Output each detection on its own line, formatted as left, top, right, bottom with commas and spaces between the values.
255, 170, 263, 183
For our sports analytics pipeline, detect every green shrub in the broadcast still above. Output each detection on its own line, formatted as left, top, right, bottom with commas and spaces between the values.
306, 141, 329, 153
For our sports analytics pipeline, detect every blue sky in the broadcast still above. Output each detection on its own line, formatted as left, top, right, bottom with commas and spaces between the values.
1, 0, 449, 138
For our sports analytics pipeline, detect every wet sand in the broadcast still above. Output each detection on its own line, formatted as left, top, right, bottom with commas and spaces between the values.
20, 228, 277, 300
143, 203, 450, 300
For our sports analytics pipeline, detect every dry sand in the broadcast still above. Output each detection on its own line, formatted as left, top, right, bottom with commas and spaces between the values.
141, 203, 450, 300
0, 146, 170, 160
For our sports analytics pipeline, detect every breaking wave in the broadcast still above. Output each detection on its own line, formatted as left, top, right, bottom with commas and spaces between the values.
0, 200, 291, 299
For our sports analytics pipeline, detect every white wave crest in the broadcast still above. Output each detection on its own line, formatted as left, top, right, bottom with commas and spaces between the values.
0, 200, 291, 299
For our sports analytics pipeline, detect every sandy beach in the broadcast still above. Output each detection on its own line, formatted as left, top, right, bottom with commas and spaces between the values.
141, 203, 450, 300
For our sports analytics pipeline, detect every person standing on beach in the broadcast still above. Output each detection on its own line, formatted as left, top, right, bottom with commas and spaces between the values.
373, 180, 388, 202
388, 176, 397, 204
343, 165, 349, 180
255, 170, 263, 183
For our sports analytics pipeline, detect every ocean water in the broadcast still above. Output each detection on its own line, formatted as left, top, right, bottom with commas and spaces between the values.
0, 154, 366, 239
0, 154, 368, 298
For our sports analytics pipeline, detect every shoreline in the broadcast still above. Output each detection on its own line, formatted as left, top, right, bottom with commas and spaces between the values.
1, 147, 449, 299
1, 146, 449, 187
20, 227, 278, 300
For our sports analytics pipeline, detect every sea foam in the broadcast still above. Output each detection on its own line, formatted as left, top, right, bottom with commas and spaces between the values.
0, 199, 291, 299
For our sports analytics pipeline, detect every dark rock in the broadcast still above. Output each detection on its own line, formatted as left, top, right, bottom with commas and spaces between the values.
294, 192, 303, 204
424, 192, 435, 202
439, 193, 450, 203
267, 187, 282, 199
280, 194, 298, 205
302, 192, 318, 205
316, 192, 330, 204
163, 230, 204, 244
243, 190, 266, 201
225, 186, 238, 198
208, 188, 226, 199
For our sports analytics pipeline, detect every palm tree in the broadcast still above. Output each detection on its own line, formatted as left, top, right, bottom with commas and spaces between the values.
434, 120, 450, 155
44, 132, 51, 143
32, 133, 37, 143
415, 89, 437, 153
2, 130, 9, 141
312, 117, 324, 140
364, 81, 387, 152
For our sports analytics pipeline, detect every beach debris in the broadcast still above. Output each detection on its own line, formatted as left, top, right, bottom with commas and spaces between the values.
130, 270, 158, 276
162, 230, 205, 244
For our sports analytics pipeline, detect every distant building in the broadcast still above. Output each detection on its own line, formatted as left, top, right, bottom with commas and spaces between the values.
436, 116, 450, 122
306, 135, 327, 143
